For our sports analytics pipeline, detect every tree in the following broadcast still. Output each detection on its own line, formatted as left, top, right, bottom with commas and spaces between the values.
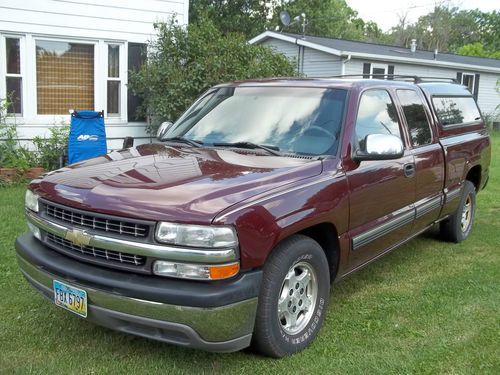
270, 0, 365, 40
457, 43, 500, 59
128, 17, 296, 133
387, 6, 500, 56
189, 0, 276, 39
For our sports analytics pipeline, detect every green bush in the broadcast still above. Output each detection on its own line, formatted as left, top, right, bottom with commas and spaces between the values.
128, 17, 297, 134
0, 98, 34, 170
32, 126, 69, 171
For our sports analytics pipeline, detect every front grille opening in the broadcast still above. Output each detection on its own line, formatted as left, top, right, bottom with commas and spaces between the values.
44, 204, 149, 238
46, 232, 146, 266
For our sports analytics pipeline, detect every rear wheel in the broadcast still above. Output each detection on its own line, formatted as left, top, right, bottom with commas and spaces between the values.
252, 235, 330, 358
440, 180, 476, 243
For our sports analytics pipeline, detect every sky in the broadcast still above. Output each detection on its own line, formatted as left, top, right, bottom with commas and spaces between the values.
345, 0, 499, 31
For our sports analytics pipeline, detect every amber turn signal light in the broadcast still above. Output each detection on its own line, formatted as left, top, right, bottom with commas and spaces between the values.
209, 263, 240, 280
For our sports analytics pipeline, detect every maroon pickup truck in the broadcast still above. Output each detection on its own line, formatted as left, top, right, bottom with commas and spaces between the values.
16, 77, 491, 357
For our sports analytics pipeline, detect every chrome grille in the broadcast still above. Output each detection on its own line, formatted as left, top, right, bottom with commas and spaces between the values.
44, 204, 149, 238
46, 233, 146, 266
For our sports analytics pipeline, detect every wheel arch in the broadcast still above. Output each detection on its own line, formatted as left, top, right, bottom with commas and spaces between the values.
465, 164, 481, 192
274, 222, 341, 283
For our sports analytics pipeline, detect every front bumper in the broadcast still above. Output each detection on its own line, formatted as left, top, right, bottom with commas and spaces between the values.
15, 234, 262, 352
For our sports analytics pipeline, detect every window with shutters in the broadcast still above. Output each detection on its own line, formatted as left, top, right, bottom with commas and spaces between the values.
362, 63, 395, 79
457, 72, 480, 99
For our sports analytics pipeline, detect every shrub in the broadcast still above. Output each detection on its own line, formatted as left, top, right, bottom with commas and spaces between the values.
32, 126, 69, 171
0, 98, 34, 171
128, 17, 297, 134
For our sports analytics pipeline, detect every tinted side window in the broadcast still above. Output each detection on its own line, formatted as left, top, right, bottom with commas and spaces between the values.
432, 96, 481, 126
397, 90, 432, 147
355, 90, 401, 144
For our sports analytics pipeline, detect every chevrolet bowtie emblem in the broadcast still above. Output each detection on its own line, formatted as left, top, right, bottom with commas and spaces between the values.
65, 229, 91, 247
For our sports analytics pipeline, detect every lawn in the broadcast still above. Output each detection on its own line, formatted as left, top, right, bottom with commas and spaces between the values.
0, 134, 499, 375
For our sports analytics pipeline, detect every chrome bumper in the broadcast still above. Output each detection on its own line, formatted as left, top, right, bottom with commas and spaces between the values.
16, 234, 260, 352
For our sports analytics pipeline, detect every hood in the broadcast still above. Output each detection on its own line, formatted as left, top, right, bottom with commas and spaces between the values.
32, 144, 323, 224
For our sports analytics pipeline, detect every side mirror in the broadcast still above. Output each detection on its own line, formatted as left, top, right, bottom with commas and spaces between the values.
354, 134, 404, 161
156, 121, 174, 140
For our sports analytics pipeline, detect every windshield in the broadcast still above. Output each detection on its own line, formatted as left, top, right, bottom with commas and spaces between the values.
167, 86, 347, 156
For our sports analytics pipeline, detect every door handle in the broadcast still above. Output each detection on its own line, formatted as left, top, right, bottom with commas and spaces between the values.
404, 163, 415, 178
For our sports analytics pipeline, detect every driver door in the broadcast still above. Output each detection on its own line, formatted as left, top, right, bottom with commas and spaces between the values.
345, 89, 416, 269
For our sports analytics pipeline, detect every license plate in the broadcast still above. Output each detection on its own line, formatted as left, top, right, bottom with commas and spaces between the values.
53, 280, 87, 318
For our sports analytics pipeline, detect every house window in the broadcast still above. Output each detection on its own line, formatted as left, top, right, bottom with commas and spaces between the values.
36, 40, 95, 114
362, 63, 395, 79
5, 37, 23, 114
461, 73, 474, 93
107, 44, 121, 116
371, 64, 387, 77
457, 72, 480, 100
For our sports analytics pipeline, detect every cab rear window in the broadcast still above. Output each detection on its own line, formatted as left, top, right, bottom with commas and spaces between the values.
432, 96, 481, 126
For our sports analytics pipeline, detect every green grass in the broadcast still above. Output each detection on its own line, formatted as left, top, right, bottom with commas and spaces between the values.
1, 134, 499, 375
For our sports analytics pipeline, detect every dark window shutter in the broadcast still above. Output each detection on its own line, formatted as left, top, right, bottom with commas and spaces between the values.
456, 72, 463, 84
473, 74, 480, 100
127, 43, 147, 122
388, 65, 395, 80
363, 63, 371, 78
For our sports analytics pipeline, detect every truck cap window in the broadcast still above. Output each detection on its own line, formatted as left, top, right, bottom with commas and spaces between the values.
355, 90, 401, 145
432, 96, 481, 126
169, 87, 347, 156
397, 89, 432, 147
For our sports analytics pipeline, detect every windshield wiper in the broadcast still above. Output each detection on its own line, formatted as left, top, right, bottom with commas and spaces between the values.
213, 141, 281, 156
163, 137, 203, 148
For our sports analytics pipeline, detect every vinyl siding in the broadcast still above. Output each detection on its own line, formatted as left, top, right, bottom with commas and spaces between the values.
0, 0, 187, 43
261, 39, 342, 76
302, 47, 342, 77
261, 39, 299, 65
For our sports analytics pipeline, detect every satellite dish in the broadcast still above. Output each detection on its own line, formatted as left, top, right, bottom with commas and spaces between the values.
279, 11, 291, 27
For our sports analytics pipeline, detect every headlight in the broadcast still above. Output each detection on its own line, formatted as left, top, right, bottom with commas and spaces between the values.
25, 190, 39, 212
155, 222, 238, 248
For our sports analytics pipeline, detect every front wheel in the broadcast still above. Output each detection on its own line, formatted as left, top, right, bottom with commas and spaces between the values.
251, 235, 330, 357
440, 180, 476, 243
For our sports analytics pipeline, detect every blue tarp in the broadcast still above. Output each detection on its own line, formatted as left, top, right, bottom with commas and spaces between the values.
68, 111, 107, 164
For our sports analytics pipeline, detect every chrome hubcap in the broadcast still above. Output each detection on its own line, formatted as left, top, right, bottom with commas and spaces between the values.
277, 261, 317, 335
461, 195, 472, 232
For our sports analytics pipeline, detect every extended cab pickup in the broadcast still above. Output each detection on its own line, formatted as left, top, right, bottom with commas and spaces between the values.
16, 78, 491, 357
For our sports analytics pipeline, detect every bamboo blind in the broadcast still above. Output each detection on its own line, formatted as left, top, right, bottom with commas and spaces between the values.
36, 42, 94, 114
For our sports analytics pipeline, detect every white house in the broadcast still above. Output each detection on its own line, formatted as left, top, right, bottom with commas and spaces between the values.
0, 0, 189, 149
250, 31, 500, 119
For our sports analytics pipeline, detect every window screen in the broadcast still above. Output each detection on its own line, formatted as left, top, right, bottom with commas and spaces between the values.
355, 90, 401, 145
397, 90, 432, 146
36, 40, 94, 114
432, 96, 481, 126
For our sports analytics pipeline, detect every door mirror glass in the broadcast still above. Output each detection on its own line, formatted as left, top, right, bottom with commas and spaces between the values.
355, 134, 404, 161
156, 121, 173, 140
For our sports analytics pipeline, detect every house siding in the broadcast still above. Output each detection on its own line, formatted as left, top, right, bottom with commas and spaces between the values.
0, 0, 187, 43
0, 0, 189, 150
261, 40, 342, 77
302, 47, 342, 77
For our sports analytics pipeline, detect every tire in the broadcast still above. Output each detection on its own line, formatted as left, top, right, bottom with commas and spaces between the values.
251, 235, 330, 358
440, 180, 476, 243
